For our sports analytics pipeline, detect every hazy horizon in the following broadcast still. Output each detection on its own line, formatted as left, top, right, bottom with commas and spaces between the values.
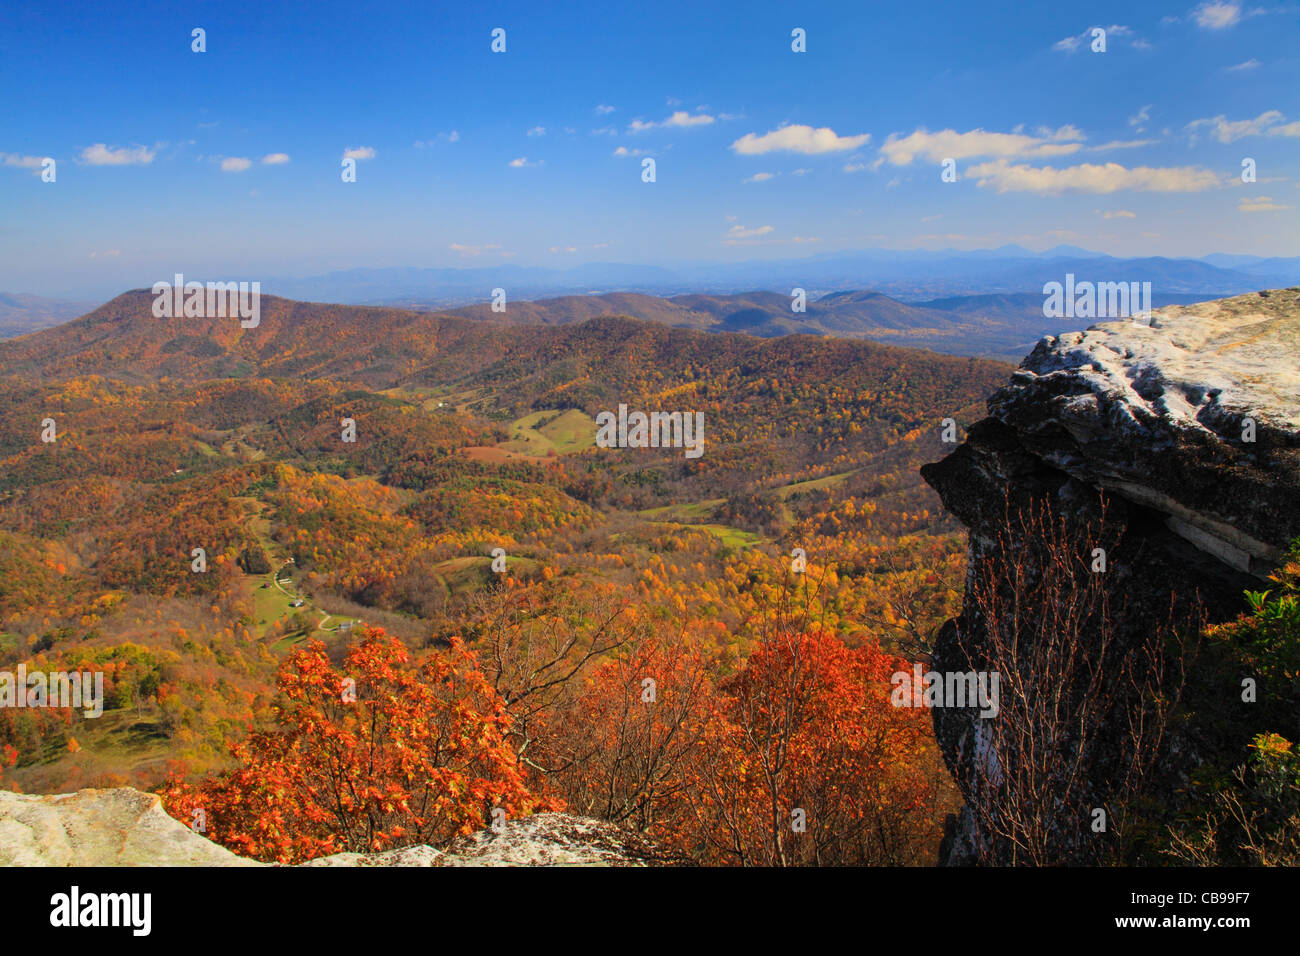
3, 0, 1298, 299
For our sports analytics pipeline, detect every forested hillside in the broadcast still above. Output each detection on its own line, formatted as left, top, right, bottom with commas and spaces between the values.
0, 292, 1008, 862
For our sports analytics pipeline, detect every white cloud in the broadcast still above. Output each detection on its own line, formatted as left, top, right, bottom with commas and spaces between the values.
1089, 138, 1159, 151
1238, 195, 1291, 212
731, 124, 870, 155
1227, 58, 1261, 70
1128, 105, 1152, 131
1269, 121, 1300, 137
342, 146, 376, 160
629, 110, 715, 133
449, 243, 502, 257
1192, 2, 1242, 29
261, 153, 290, 165
1054, 24, 1141, 52
595, 104, 616, 114
743, 171, 776, 183
842, 162, 869, 173
612, 146, 647, 157
221, 157, 253, 172
88, 249, 121, 258
1101, 209, 1137, 219
414, 133, 458, 149
965, 159, 1221, 194
879, 126, 1083, 165
791, 168, 812, 176
1186, 110, 1285, 142
508, 157, 543, 167
79, 143, 155, 166
723, 224, 774, 243
527, 126, 546, 136
664, 110, 713, 128
0, 153, 45, 169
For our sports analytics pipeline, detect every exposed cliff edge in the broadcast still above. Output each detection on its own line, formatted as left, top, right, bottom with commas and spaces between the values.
0, 788, 672, 866
921, 288, 1300, 865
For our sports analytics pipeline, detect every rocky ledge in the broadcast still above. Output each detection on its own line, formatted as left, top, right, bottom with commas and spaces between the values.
0, 788, 672, 867
921, 288, 1300, 864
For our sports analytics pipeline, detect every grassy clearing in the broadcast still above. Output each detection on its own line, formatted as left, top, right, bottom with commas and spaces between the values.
641, 520, 762, 550
434, 555, 542, 594
501, 408, 594, 456
635, 498, 725, 522
774, 470, 857, 499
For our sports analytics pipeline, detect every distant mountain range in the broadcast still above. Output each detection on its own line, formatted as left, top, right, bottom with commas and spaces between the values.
245, 247, 1300, 309
0, 293, 98, 339
3, 245, 1296, 362
428, 287, 1231, 362
0, 283, 1273, 363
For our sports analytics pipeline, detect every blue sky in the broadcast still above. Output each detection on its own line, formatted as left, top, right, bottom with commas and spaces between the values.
2, 0, 1298, 298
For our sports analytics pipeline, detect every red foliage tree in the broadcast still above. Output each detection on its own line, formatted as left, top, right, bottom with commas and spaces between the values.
163, 628, 549, 862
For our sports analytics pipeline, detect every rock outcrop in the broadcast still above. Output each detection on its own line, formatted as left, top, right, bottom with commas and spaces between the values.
0, 788, 671, 867
921, 289, 1300, 865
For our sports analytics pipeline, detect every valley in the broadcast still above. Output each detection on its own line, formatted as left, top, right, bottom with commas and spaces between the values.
0, 293, 1003, 808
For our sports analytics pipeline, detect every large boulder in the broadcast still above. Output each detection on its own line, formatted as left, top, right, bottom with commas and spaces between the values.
921, 288, 1300, 865
0, 788, 673, 867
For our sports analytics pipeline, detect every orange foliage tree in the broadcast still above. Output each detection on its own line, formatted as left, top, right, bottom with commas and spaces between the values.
162, 628, 548, 862
686, 630, 943, 865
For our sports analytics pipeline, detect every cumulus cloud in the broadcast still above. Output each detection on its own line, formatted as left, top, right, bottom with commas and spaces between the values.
731, 124, 870, 155
261, 153, 290, 165
1191, 2, 1242, 29
1100, 209, 1137, 219
723, 224, 774, 243
508, 157, 543, 167
342, 146, 376, 160
743, 171, 775, 183
527, 126, 546, 137
220, 157, 253, 172
965, 159, 1221, 194
1053, 24, 1142, 52
449, 243, 502, 257
629, 110, 715, 133
880, 126, 1083, 165
612, 146, 647, 157
1186, 110, 1286, 142
414, 132, 459, 149
1089, 138, 1159, 151
595, 104, 616, 114
0, 153, 46, 169
1238, 195, 1291, 212
79, 143, 155, 166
